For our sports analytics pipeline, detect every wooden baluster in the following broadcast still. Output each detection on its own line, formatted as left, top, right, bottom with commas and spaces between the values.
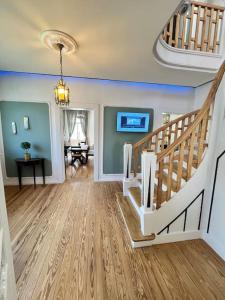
169, 17, 174, 46
213, 9, 219, 53
181, 118, 185, 133
174, 121, 179, 140
187, 133, 195, 180
177, 141, 185, 189
167, 150, 175, 200
170, 125, 173, 145
175, 13, 180, 47
161, 130, 166, 150
197, 110, 209, 165
155, 133, 159, 153
157, 160, 163, 209
181, 14, 187, 49
201, 6, 207, 51
206, 8, 213, 52
194, 5, 201, 50
188, 4, 194, 49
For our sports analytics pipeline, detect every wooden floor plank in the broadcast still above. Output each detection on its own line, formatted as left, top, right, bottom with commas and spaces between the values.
4, 158, 225, 300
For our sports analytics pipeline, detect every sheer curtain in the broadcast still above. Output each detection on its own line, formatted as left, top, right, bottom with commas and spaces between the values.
63, 110, 78, 143
79, 110, 88, 143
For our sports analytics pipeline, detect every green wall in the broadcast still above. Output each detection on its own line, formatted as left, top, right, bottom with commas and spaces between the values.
0, 101, 52, 177
103, 106, 154, 174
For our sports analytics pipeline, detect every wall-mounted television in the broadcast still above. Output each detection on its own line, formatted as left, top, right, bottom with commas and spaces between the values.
117, 112, 150, 133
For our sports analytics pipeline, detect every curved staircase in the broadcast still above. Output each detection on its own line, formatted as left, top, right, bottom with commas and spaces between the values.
116, 60, 225, 247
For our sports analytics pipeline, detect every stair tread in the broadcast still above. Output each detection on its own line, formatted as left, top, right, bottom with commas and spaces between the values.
174, 153, 198, 168
172, 161, 188, 180
162, 172, 177, 192
129, 187, 141, 207
116, 192, 155, 242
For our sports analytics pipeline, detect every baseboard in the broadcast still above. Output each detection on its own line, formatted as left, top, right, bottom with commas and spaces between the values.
202, 233, 225, 261
132, 230, 201, 248
98, 173, 123, 182
3, 176, 59, 186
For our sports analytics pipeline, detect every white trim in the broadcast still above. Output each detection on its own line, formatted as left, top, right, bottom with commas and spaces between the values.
3, 176, 57, 186
98, 173, 123, 182
153, 37, 224, 73
61, 101, 100, 181
132, 230, 201, 248
203, 233, 225, 261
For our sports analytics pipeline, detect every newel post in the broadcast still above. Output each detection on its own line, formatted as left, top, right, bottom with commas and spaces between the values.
123, 143, 133, 180
141, 150, 157, 212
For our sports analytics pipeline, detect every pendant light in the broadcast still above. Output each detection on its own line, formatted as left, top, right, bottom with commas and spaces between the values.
54, 43, 70, 106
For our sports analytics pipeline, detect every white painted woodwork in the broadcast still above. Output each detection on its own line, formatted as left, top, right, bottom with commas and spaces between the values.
141, 151, 156, 212
0, 164, 17, 299
123, 143, 132, 180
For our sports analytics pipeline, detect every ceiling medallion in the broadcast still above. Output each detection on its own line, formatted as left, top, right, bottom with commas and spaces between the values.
41, 30, 79, 106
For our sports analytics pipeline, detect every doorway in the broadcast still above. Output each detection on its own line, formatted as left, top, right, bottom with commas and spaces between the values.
61, 103, 99, 182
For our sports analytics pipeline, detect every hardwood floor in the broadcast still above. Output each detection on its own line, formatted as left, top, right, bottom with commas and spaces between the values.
4, 160, 225, 299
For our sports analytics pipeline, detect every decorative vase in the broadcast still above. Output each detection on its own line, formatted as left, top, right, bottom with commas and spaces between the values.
24, 152, 31, 161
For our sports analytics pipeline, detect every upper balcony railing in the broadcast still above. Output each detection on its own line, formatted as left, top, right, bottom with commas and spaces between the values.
162, 1, 225, 53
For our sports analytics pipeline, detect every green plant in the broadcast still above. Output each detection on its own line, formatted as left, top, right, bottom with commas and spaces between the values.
20, 142, 31, 153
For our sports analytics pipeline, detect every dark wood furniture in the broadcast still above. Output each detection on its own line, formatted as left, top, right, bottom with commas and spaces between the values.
70, 146, 89, 165
15, 158, 45, 189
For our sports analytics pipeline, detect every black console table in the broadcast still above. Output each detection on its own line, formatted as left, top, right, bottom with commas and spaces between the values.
15, 158, 45, 189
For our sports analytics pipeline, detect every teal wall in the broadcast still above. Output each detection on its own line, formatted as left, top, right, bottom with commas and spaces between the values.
0, 101, 52, 177
103, 106, 154, 174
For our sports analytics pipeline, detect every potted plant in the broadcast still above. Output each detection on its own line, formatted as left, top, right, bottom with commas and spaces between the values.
21, 142, 31, 161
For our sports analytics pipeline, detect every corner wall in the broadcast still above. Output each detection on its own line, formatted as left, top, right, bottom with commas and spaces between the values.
194, 77, 225, 261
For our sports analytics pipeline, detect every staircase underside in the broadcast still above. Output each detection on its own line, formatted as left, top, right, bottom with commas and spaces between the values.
116, 192, 155, 245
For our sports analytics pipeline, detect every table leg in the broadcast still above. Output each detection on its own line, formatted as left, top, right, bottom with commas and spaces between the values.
17, 164, 22, 190
41, 159, 45, 185
33, 165, 36, 188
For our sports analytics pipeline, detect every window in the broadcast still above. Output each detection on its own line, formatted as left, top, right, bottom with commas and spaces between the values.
70, 117, 85, 142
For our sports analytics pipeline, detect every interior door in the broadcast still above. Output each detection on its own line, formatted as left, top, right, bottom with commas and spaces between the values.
0, 162, 17, 299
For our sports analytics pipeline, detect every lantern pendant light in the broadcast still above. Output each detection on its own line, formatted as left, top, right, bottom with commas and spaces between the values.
54, 43, 70, 106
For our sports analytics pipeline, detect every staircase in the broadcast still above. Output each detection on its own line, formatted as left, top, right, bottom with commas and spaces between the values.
116, 60, 225, 248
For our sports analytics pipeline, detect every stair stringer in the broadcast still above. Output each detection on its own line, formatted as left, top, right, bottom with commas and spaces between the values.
139, 152, 209, 244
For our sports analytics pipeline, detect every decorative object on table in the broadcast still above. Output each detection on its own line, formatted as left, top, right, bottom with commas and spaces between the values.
40, 30, 78, 107
20, 142, 31, 161
11, 122, 17, 134
23, 116, 30, 130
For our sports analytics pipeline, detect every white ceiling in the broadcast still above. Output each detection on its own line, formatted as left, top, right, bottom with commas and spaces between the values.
0, 0, 215, 87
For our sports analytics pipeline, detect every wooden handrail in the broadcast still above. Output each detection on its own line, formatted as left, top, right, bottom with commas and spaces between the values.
162, 1, 225, 53
133, 110, 199, 149
192, 1, 225, 11
155, 60, 225, 208
157, 60, 225, 161
132, 109, 199, 175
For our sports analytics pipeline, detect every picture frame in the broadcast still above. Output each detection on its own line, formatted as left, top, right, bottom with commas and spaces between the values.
24, 116, 30, 130
12, 122, 17, 134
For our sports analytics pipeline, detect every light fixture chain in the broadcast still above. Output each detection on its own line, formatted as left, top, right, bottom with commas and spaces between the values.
60, 45, 63, 81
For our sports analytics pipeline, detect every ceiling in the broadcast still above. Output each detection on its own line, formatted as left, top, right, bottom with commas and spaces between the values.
0, 0, 215, 87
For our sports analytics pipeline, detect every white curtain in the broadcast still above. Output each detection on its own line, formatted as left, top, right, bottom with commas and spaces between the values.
63, 110, 78, 143
79, 110, 88, 143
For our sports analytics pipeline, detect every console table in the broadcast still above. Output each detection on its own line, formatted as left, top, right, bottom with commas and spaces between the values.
15, 158, 45, 189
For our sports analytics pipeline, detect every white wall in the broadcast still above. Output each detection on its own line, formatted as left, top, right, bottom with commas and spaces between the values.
0, 72, 194, 181
194, 77, 225, 261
